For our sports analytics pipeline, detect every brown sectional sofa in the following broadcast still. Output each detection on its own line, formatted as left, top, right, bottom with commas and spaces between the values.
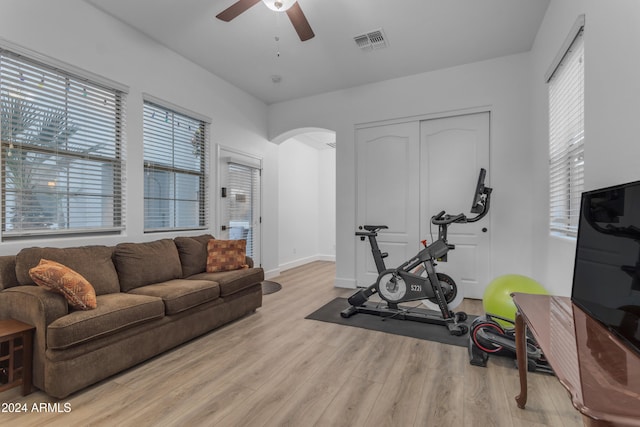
0, 234, 263, 398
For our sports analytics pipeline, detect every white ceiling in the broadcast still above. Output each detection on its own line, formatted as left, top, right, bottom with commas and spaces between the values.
86, 0, 549, 105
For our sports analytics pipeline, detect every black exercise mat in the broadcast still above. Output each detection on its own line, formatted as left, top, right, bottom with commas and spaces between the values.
305, 297, 477, 347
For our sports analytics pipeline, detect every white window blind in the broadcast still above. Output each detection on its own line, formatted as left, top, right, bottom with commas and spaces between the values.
0, 48, 126, 237
143, 101, 208, 232
227, 162, 260, 258
549, 27, 584, 237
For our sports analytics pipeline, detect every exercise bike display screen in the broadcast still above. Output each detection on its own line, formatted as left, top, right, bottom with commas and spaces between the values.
470, 168, 488, 214
572, 179, 640, 357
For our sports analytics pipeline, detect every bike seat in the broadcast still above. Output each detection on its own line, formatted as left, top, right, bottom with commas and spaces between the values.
363, 225, 388, 232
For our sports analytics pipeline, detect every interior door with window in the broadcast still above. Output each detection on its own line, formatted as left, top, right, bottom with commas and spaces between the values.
219, 148, 262, 266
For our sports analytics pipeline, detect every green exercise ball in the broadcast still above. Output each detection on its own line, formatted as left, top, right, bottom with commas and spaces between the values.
482, 274, 548, 328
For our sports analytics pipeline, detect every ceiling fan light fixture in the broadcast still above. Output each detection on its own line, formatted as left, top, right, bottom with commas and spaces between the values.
217, 0, 314, 41
262, 0, 296, 12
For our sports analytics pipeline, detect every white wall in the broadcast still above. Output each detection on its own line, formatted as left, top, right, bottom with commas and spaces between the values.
278, 139, 335, 271
318, 148, 336, 258
530, 0, 640, 295
269, 53, 534, 289
0, 0, 280, 275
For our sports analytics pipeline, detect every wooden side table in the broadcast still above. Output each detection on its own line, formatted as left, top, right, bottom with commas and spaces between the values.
512, 293, 640, 426
0, 319, 35, 396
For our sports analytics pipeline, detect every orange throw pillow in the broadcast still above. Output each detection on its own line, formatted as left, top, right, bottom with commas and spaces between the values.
29, 259, 97, 310
206, 239, 249, 273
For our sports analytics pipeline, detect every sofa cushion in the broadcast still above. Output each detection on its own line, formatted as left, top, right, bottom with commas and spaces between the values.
15, 246, 120, 295
188, 267, 264, 297
29, 259, 97, 310
206, 239, 249, 273
47, 293, 164, 350
114, 239, 183, 292
174, 234, 214, 277
128, 279, 220, 315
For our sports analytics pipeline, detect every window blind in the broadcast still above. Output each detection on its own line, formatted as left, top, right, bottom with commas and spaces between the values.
549, 28, 584, 237
0, 48, 126, 237
143, 101, 208, 232
227, 162, 260, 258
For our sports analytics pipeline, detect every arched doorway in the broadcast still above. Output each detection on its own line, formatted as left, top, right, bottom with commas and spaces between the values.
276, 128, 336, 271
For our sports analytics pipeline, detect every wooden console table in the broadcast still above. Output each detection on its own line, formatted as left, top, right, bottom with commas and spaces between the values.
0, 319, 35, 396
512, 293, 640, 426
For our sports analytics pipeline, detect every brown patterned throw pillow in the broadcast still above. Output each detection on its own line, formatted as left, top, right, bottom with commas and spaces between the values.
206, 239, 249, 273
29, 259, 97, 310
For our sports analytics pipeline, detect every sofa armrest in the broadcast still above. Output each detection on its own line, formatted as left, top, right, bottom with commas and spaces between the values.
0, 286, 68, 328
245, 256, 254, 268
0, 286, 68, 392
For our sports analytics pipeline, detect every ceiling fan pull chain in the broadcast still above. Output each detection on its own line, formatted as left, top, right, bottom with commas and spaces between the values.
275, 11, 282, 57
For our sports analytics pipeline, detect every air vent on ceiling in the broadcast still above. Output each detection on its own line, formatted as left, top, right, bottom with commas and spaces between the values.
354, 28, 388, 51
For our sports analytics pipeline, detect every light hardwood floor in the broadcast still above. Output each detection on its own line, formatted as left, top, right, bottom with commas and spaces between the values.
0, 261, 582, 427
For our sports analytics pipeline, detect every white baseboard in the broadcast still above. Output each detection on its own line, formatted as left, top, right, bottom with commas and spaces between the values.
269, 255, 351, 288
264, 268, 281, 280
278, 254, 335, 273
334, 277, 356, 289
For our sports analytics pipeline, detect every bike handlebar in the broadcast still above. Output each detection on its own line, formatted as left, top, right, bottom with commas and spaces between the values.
430, 187, 492, 226
431, 212, 467, 225
432, 210, 446, 221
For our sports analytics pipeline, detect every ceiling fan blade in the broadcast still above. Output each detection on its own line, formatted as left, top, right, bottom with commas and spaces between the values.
216, 0, 261, 22
286, 2, 315, 41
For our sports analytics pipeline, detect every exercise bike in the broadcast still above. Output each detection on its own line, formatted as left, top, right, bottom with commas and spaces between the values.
341, 169, 492, 336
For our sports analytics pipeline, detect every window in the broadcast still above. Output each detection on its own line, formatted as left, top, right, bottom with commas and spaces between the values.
143, 99, 208, 232
548, 20, 584, 237
0, 47, 126, 237
226, 161, 260, 258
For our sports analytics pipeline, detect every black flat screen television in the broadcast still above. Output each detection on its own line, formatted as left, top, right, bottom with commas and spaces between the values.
572, 180, 640, 357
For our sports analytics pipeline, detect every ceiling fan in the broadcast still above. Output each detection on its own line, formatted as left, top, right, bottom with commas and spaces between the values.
216, 0, 315, 41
